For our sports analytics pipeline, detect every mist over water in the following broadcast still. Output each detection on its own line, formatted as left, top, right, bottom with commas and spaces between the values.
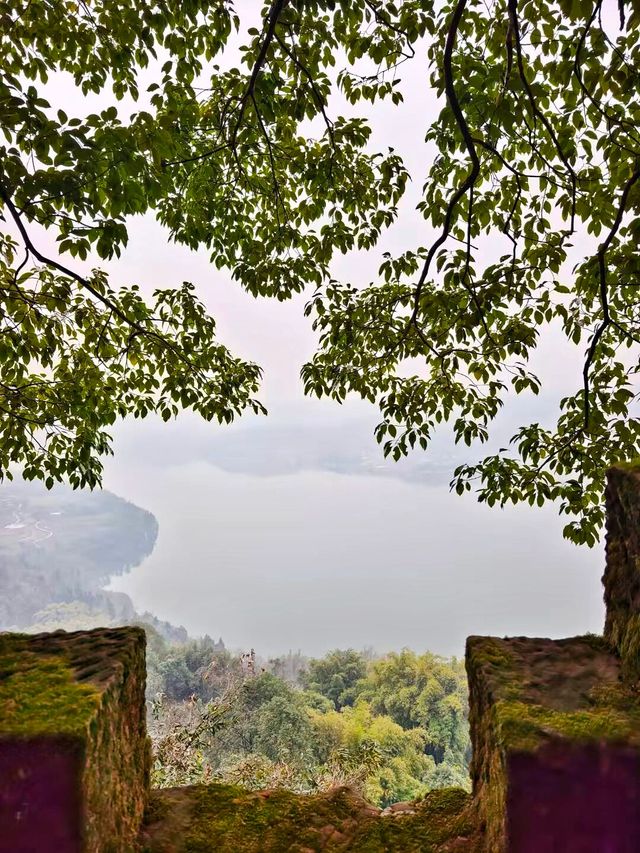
104, 454, 605, 658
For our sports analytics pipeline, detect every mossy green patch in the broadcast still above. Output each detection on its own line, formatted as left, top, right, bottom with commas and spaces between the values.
496, 700, 640, 752
465, 637, 520, 701
0, 643, 100, 737
610, 458, 640, 472
1, 628, 148, 852
613, 613, 640, 681
141, 783, 481, 852
577, 633, 612, 655
467, 638, 514, 668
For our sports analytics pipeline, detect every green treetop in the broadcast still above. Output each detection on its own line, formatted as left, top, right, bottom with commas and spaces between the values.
2, 0, 640, 543
302, 648, 368, 710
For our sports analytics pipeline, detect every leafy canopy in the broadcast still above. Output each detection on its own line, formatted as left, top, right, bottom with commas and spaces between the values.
2, 0, 640, 542
301, 648, 368, 709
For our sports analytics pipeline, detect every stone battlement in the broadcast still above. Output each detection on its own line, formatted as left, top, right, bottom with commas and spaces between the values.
467, 634, 640, 852
2, 462, 640, 851
0, 627, 148, 852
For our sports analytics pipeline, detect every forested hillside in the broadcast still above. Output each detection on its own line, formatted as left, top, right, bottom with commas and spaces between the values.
147, 636, 470, 807
0, 481, 158, 628
0, 478, 471, 807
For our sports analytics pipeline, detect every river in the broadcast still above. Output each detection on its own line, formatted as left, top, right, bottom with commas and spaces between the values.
104, 457, 605, 658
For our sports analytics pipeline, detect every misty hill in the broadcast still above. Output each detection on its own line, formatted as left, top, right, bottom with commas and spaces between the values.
112, 390, 560, 484
114, 418, 466, 484
0, 480, 159, 629
205, 424, 460, 482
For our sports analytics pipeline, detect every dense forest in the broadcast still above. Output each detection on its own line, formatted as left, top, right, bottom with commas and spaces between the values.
146, 633, 470, 807
16, 578, 471, 806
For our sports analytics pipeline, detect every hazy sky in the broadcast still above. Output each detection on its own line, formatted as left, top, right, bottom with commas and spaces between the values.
18, 7, 589, 419
7, 7, 615, 653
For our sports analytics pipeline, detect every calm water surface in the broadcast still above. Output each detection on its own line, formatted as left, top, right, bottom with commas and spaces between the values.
104, 461, 605, 657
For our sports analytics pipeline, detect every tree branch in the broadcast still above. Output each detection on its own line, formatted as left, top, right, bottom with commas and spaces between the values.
582, 165, 640, 427
410, 0, 486, 337
162, 0, 290, 170
0, 183, 204, 377
507, 0, 577, 231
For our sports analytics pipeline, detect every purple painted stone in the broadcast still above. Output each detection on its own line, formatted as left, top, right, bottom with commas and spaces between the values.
0, 737, 83, 853
508, 742, 640, 853
0, 628, 148, 853
466, 634, 640, 853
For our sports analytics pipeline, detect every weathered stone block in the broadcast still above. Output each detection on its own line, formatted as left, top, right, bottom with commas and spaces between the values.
467, 634, 640, 853
604, 461, 640, 680
0, 627, 149, 853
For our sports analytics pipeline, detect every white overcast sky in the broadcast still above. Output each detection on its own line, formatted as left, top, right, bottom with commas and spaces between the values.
16, 3, 595, 427
5, 3, 624, 651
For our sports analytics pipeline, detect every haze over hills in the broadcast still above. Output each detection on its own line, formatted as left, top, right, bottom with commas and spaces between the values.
111, 416, 457, 481
0, 403, 605, 658
109, 389, 562, 484
0, 480, 186, 640
109, 414, 518, 484
202, 422, 460, 483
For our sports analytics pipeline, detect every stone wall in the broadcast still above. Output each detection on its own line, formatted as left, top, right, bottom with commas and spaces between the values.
467, 635, 640, 852
3, 463, 640, 851
604, 461, 640, 681
0, 627, 148, 852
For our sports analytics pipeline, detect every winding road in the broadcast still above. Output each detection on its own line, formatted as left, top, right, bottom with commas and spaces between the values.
1, 500, 54, 543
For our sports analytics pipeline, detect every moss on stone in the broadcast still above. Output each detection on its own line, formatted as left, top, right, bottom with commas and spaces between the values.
603, 464, 640, 680
465, 636, 593, 851
0, 642, 101, 736
577, 633, 612, 654
140, 784, 481, 852
465, 633, 640, 852
610, 458, 640, 472
0, 628, 148, 853
613, 612, 640, 681
466, 638, 513, 667
496, 700, 640, 752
